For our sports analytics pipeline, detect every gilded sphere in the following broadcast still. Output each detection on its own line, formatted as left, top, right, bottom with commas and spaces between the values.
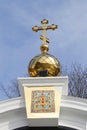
28, 53, 61, 77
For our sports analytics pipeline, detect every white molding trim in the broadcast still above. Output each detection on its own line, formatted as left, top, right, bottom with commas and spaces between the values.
0, 96, 87, 130
0, 97, 24, 114
18, 76, 68, 96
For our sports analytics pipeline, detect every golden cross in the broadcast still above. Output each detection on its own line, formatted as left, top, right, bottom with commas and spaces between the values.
32, 19, 58, 44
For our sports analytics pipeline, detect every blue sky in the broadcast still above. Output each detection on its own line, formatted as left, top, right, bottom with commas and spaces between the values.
0, 0, 87, 100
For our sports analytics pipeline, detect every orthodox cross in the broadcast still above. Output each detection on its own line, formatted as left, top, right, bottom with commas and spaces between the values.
32, 19, 58, 45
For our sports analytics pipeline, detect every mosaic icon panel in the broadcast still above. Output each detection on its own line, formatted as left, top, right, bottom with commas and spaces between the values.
31, 90, 55, 113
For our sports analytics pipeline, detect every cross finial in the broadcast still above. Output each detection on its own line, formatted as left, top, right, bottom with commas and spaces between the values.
32, 19, 58, 53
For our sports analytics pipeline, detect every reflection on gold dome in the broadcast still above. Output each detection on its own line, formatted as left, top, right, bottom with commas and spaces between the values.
28, 19, 61, 77
28, 53, 61, 77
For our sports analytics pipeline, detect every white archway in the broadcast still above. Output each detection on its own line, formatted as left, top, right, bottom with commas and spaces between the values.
14, 126, 77, 130
0, 96, 87, 130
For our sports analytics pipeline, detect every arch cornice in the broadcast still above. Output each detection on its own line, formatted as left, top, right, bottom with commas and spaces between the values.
0, 96, 87, 130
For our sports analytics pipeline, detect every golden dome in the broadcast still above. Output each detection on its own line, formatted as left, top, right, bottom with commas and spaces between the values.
28, 53, 61, 77
28, 19, 61, 77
